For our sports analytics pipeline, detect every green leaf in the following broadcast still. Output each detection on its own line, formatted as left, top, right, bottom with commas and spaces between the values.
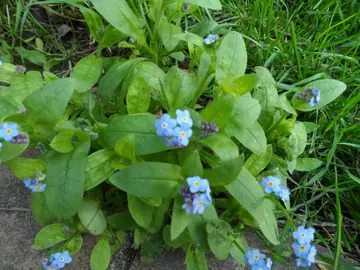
235, 122, 267, 155
229, 236, 247, 264
90, 237, 111, 270
140, 231, 163, 263
45, 138, 90, 218
64, 233, 83, 255
107, 210, 137, 230
32, 223, 69, 249
71, 55, 103, 93
253, 86, 278, 114
284, 121, 307, 161
303, 122, 319, 133
292, 79, 347, 111
206, 219, 233, 260
90, 0, 146, 45
128, 194, 154, 229
0, 140, 29, 162
161, 67, 199, 111
226, 167, 279, 245
279, 93, 297, 115
147, 198, 170, 233
182, 150, 203, 177
23, 78, 74, 137
295, 158, 322, 172
345, 170, 360, 186
185, 246, 208, 270
99, 25, 127, 48
187, 0, 221, 9
160, 19, 181, 51
163, 225, 191, 248
31, 193, 54, 225
200, 133, 239, 162
49, 130, 75, 153
85, 149, 117, 191
140, 197, 163, 207
78, 198, 107, 235
216, 31, 247, 84
245, 145, 273, 176
104, 114, 168, 155
127, 77, 151, 114
201, 94, 235, 128
109, 162, 182, 198
171, 195, 190, 240
16, 47, 45, 65
221, 74, 259, 97
174, 32, 204, 47
0, 97, 21, 121
115, 134, 136, 163
5, 157, 46, 179
204, 156, 244, 186
79, 7, 104, 42
9, 71, 44, 103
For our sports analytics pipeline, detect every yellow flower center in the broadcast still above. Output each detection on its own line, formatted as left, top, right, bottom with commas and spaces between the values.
167, 136, 173, 141
35, 186, 41, 191
187, 202, 193, 207
268, 181, 274, 187
161, 122, 168, 128
300, 245, 305, 251
180, 131, 186, 137
254, 254, 259, 260
198, 200, 204, 206
194, 181, 200, 187
6, 128, 12, 135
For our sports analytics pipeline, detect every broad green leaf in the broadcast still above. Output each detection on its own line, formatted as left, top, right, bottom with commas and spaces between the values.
127, 77, 150, 114
0, 64, 16, 84
99, 25, 127, 48
235, 122, 267, 155
292, 79, 347, 111
147, 198, 171, 233
303, 122, 319, 133
9, 71, 44, 103
140, 197, 163, 207
31, 193, 54, 226
45, 138, 90, 218
190, 20, 218, 37
279, 93, 297, 115
245, 145, 273, 176
90, 237, 111, 270
201, 94, 235, 128
187, 0, 221, 9
128, 194, 155, 229
115, 135, 136, 162
64, 233, 83, 255
90, 0, 146, 45
284, 121, 307, 161
32, 223, 69, 249
23, 78, 74, 138
171, 195, 190, 240
253, 85, 278, 114
0, 97, 21, 121
134, 228, 148, 248
49, 130, 75, 153
16, 47, 45, 65
78, 198, 107, 235
79, 7, 104, 42
0, 140, 29, 162
226, 167, 279, 245
255, 66, 275, 84
85, 149, 117, 191
295, 158, 322, 172
182, 150, 203, 177
186, 246, 208, 270
160, 20, 181, 51
174, 32, 204, 47
71, 55, 103, 93
204, 156, 244, 186
200, 133, 239, 162
221, 74, 259, 97
206, 219, 233, 260
216, 31, 247, 84
107, 211, 137, 230
104, 114, 168, 155
140, 231, 163, 263
163, 225, 191, 248
5, 157, 46, 179
229, 236, 247, 264
161, 67, 199, 111
109, 162, 182, 198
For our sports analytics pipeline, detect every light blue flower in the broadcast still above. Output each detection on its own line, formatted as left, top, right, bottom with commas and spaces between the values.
251, 259, 271, 270
30, 183, 46, 193
154, 114, 177, 136
204, 34, 219, 45
174, 125, 192, 147
24, 178, 38, 188
266, 258, 272, 269
277, 186, 290, 202
182, 198, 194, 214
296, 257, 312, 267
0, 123, 19, 141
162, 135, 179, 147
0, 142, 2, 151
187, 176, 209, 193
205, 187, 212, 202
307, 245, 317, 264
261, 176, 281, 194
292, 242, 311, 258
245, 249, 266, 265
51, 250, 72, 268
129, 37, 136, 43
192, 193, 211, 214
293, 226, 315, 245
309, 89, 320, 107
176, 109, 193, 128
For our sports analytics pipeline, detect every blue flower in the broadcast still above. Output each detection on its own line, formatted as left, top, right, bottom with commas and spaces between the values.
307, 245, 317, 264
204, 34, 219, 45
293, 226, 315, 245
187, 176, 209, 193
162, 135, 178, 147
261, 176, 281, 194
0, 123, 19, 141
174, 126, 192, 147
30, 183, 46, 193
309, 95, 320, 107
182, 198, 194, 214
154, 114, 177, 136
296, 257, 312, 267
266, 258, 272, 269
251, 259, 271, 270
276, 186, 290, 202
292, 242, 311, 257
24, 178, 38, 188
245, 249, 266, 265
51, 251, 72, 268
192, 193, 211, 214
176, 109, 193, 128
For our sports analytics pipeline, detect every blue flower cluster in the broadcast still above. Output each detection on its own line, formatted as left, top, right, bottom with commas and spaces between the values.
155, 110, 193, 148
42, 250, 72, 269
261, 176, 290, 202
24, 172, 46, 193
296, 87, 321, 107
0, 122, 28, 152
180, 176, 212, 214
292, 226, 317, 267
204, 34, 219, 45
245, 249, 272, 270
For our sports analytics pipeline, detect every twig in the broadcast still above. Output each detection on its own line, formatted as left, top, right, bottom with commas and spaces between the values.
0, 207, 32, 212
